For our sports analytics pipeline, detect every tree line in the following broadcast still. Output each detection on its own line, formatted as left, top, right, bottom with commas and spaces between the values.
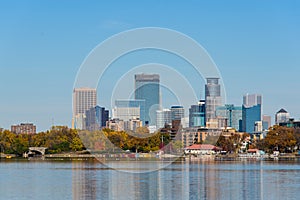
0, 126, 174, 156
256, 125, 300, 153
1, 125, 299, 156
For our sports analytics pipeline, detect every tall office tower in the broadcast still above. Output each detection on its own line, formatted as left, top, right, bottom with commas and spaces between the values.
189, 100, 206, 127
242, 94, 262, 133
216, 104, 242, 131
275, 109, 290, 125
171, 106, 185, 120
113, 99, 145, 124
205, 78, 222, 122
156, 109, 172, 129
262, 115, 271, 130
134, 74, 160, 125
85, 106, 109, 131
72, 88, 97, 129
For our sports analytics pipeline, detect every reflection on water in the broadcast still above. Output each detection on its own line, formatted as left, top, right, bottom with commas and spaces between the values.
0, 159, 300, 200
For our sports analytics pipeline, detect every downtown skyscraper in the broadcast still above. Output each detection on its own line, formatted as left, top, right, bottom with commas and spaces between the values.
72, 88, 97, 129
216, 104, 242, 131
189, 100, 206, 127
242, 94, 262, 133
205, 78, 222, 123
134, 74, 160, 126
85, 106, 109, 131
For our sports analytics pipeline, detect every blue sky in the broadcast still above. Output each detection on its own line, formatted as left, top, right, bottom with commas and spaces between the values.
0, 1, 299, 131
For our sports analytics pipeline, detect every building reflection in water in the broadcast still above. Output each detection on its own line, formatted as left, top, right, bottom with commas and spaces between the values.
71, 160, 294, 199
72, 160, 99, 200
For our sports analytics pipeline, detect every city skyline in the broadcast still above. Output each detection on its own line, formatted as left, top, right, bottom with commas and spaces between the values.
1, 2, 300, 200
1, 74, 297, 131
70, 77, 285, 133
1, 1, 300, 131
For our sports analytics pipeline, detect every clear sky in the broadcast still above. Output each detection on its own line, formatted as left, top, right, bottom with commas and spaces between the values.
0, 0, 299, 131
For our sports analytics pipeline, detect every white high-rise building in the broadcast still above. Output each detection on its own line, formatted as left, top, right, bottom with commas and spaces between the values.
72, 88, 97, 129
205, 78, 222, 122
113, 99, 145, 123
156, 109, 172, 129
113, 107, 140, 121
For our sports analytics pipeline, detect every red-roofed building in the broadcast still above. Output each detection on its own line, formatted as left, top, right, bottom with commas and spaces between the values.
247, 149, 260, 154
184, 144, 222, 155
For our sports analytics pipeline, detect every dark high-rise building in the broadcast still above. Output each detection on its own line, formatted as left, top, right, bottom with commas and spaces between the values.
134, 74, 160, 126
189, 100, 206, 127
205, 78, 222, 122
171, 106, 185, 121
242, 94, 262, 133
85, 106, 109, 131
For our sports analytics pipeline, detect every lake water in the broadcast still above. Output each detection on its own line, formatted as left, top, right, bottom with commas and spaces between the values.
0, 159, 299, 200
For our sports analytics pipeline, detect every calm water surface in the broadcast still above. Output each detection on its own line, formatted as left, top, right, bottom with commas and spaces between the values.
0, 159, 299, 200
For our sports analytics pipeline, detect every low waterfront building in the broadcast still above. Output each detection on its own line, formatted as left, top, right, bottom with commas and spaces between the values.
180, 128, 202, 148
124, 118, 143, 132
180, 127, 224, 148
278, 118, 300, 128
106, 119, 124, 131
160, 120, 182, 140
184, 144, 222, 155
11, 123, 36, 134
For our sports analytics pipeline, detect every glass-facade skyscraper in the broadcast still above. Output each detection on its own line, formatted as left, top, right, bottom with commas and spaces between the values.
85, 106, 109, 131
242, 94, 262, 133
134, 74, 160, 126
216, 104, 242, 131
189, 100, 206, 127
205, 78, 222, 122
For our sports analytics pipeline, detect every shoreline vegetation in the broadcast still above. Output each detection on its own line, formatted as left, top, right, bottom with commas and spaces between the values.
1, 125, 300, 161
1, 152, 299, 162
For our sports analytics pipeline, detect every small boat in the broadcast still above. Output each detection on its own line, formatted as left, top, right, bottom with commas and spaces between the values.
5, 155, 12, 159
